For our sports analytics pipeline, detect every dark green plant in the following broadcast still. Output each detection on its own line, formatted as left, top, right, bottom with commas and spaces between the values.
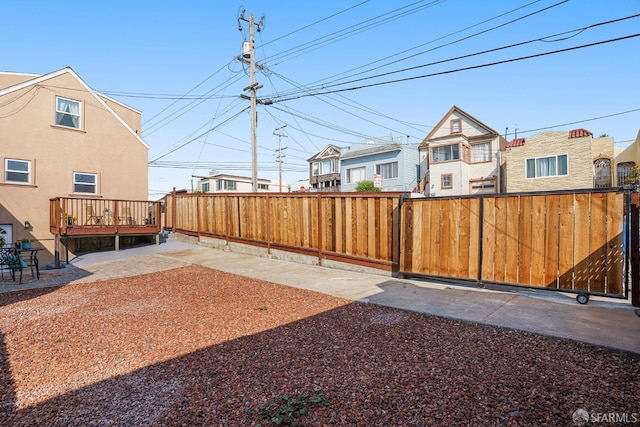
256, 391, 326, 427
355, 180, 381, 192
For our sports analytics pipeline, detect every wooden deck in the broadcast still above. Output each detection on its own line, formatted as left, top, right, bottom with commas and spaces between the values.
50, 197, 162, 237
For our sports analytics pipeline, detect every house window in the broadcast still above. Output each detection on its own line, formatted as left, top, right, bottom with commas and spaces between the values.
526, 154, 568, 178
346, 167, 365, 184
441, 174, 453, 189
258, 183, 269, 190
470, 178, 496, 194
320, 159, 336, 175
471, 142, 491, 163
431, 144, 459, 163
617, 162, 635, 186
312, 162, 319, 176
593, 159, 611, 188
5, 159, 31, 184
73, 172, 97, 194
55, 97, 81, 129
376, 162, 398, 179
216, 180, 237, 191
451, 119, 461, 133
201, 182, 210, 192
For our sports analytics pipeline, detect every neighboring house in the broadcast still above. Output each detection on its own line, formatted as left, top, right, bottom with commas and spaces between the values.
196, 171, 284, 193
504, 129, 615, 193
418, 106, 507, 197
340, 136, 419, 192
307, 144, 342, 192
614, 129, 640, 187
0, 67, 149, 264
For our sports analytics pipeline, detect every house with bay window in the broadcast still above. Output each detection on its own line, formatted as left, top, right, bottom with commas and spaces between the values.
340, 136, 419, 192
0, 67, 149, 264
418, 106, 507, 197
307, 144, 342, 192
503, 129, 615, 192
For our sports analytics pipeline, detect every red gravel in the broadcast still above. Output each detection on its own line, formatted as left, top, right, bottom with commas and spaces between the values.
0, 265, 638, 426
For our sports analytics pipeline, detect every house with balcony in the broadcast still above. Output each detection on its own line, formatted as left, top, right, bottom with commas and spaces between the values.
340, 136, 419, 192
418, 106, 507, 197
307, 144, 342, 192
195, 171, 284, 193
0, 67, 154, 266
503, 128, 615, 192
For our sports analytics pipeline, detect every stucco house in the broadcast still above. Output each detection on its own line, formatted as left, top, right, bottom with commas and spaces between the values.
614, 129, 640, 187
0, 67, 149, 265
340, 136, 419, 192
503, 129, 615, 192
196, 171, 284, 193
307, 144, 342, 192
418, 106, 507, 197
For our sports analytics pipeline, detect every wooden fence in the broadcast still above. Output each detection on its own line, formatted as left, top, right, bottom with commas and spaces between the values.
164, 192, 401, 271
399, 189, 627, 297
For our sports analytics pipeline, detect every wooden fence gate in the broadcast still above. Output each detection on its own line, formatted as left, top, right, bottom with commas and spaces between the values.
398, 189, 629, 299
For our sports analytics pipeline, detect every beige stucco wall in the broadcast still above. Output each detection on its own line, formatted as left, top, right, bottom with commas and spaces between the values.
0, 72, 39, 90
504, 131, 612, 193
0, 70, 148, 264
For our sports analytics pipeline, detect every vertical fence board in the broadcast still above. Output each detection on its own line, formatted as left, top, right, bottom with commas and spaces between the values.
573, 193, 591, 291
448, 199, 461, 277
411, 202, 423, 273
492, 197, 508, 283
482, 197, 496, 282
606, 192, 624, 295
558, 194, 575, 290
468, 198, 481, 280
517, 196, 533, 286
544, 195, 560, 287
367, 199, 376, 259
530, 196, 547, 287
439, 200, 451, 276
458, 199, 471, 279
588, 193, 608, 293
428, 199, 442, 276
504, 196, 519, 284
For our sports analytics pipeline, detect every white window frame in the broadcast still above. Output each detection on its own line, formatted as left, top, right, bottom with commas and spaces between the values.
441, 174, 453, 189
346, 166, 366, 184
201, 182, 210, 192
224, 180, 237, 191
258, 183, 269, 190
470, 142, 491, 163
5, 158, 31, 184
451, 119, 462, 133
73, 172, 97, 194
376, 161, 398, 180
55, 96, 82, 129
431, 144, 460, 163
525, 154, 569, 179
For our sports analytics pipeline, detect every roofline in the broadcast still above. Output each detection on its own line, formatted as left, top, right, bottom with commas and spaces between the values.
419, 105, 503, 148
96, 92, 142, 115
340, 145, 403, 160
0, 67, 148, 149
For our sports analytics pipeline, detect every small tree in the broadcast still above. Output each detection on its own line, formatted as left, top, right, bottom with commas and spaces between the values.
625, 166, 640, 187
355, 180, 381, 192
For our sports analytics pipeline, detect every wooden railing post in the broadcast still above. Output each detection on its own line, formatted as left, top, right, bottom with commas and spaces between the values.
631, 192, 639, 307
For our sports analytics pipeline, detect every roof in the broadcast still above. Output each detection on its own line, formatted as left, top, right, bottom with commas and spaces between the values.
340, 143, 403, 160
506, 138, 525, 148
568, 128, 593, 139
419, 105, 504, 148
0, 67, 148, 149
307, 144, 343, 162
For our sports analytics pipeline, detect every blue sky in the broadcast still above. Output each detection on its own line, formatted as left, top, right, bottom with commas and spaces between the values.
3, 0, 640, 197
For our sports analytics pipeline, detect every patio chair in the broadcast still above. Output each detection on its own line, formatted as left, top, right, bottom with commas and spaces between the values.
119, 207, 136, 225
0, 247, 26, 284
85, 205, 102, 225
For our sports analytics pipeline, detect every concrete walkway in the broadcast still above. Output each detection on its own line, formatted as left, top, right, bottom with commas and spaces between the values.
2, 235, 639, 356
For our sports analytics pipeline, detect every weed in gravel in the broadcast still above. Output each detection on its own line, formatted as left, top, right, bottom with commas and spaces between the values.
255, 391, 327, 426
255, 306, 268, 311
54, 337, 66, 343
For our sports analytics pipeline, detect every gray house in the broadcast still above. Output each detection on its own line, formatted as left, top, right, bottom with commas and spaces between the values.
340, 137, 420, 192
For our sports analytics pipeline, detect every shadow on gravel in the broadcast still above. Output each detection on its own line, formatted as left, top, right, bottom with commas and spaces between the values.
0, 332, 15, 421
2, 303, 639, 426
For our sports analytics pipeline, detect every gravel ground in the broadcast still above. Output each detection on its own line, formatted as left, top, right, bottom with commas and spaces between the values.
0, 265, 638, 426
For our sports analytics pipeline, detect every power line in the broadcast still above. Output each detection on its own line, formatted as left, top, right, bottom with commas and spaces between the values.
270, 33, 640, 103
515, 107, 640, 137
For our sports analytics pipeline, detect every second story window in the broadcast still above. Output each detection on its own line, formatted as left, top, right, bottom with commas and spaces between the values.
471, 142, 491, 163
216, 180, 237, 191
55, 96, 82, 129
201, 182, 210, 192
5, 159, 31, 184
451, 119, 461, 133
432, 144, 459, 163
376, 162, 398, 179
258, 183, 269, 190
526, 154, 568, 179
73, 172, 97, 194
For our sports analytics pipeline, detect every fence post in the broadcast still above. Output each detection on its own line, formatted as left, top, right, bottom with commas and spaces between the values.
631, 192, 639, 307
477, 196, 484, 287
171, 187, 177, 231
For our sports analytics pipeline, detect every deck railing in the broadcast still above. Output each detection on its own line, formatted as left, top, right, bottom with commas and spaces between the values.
50, 197, 162, 236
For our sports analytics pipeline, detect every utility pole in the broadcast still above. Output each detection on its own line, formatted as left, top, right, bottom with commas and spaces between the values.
238, 10, 264, 192
274, 124, 288, 193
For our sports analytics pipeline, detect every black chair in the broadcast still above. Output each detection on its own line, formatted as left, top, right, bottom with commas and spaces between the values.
0, 247, 26, 284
